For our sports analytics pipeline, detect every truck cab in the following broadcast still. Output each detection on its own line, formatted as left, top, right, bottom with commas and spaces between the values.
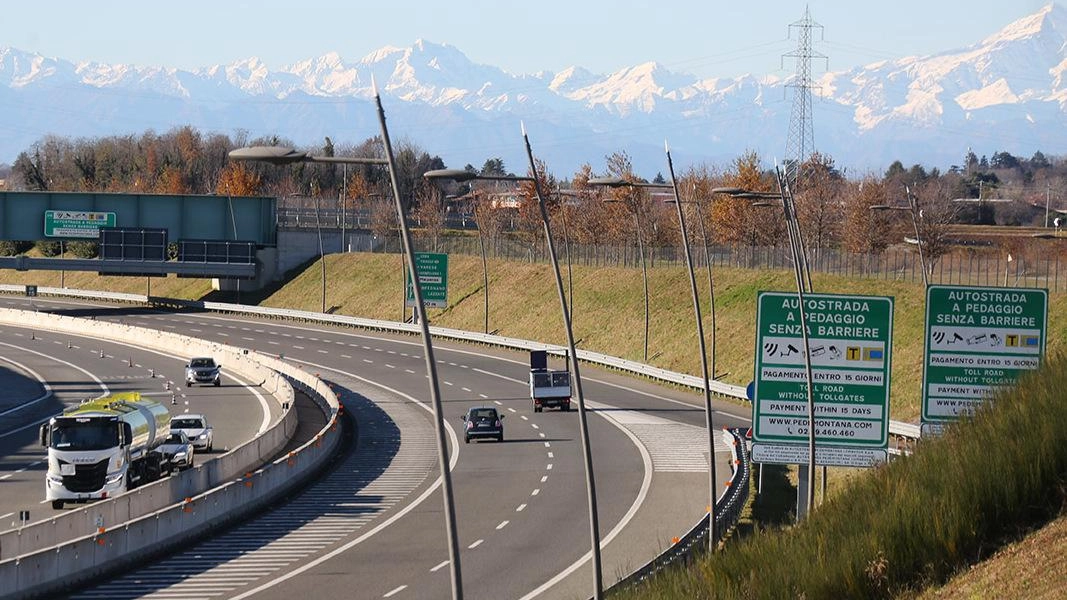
529, 350, 572, 412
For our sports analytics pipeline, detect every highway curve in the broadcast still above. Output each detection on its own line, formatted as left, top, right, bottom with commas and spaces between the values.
0, 295, 750, 600
0, 316, 285, 529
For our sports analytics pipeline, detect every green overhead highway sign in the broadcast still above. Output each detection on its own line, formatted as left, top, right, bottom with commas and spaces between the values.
44, 210, 116, 238
405, 252, 449, 308
752, 291, 894, 467
922, 285, 1047, 429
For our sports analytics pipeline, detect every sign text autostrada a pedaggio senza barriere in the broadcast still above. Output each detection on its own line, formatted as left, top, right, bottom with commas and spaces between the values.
922, 285, 1047, 430
752, 291, 893, 467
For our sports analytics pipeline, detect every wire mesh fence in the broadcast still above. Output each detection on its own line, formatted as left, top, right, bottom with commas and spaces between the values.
356, 234, 1063, 292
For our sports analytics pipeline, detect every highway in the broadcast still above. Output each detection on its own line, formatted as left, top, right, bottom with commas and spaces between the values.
0, 295, 751, 600
0, 315, 285, 530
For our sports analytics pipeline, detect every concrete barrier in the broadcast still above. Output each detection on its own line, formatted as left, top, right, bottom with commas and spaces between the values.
0, 308, 342, 599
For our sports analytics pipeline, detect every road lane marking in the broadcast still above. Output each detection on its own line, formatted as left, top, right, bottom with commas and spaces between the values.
430, 561, 449, 573
468, 539, 483, 549
516, 504, 527, 512
383, 585, 407, 598
496, 521, 509, 530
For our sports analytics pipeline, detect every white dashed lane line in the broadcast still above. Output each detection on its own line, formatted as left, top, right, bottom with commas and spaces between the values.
468, 539, 483, 549
531, 489, 540, 496
383, 585, 407, 598
516, 504, 527, 512
496, 521, 509, 530
430, 561, 449, 573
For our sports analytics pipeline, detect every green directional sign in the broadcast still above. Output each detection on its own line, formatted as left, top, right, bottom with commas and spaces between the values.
405, 252, 449, 308
922, 285, 1047, 427
44, 210, 116, 238
752, 292, 893, 466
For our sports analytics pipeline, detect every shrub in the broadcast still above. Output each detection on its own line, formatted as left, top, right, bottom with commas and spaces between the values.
35, 240, 61, 257
67, 240, 99, 258
0, 240, 31, 256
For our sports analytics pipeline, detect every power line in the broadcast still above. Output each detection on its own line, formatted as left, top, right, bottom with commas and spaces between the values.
783, 6, 827, 187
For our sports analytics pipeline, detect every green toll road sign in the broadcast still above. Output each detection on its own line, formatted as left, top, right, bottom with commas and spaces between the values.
44, 210, 116, 238
922, 285, 1047, 427
753, 292, 894, 459
405, 252, 449, 308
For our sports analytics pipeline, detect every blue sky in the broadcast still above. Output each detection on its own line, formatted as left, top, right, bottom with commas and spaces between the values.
2, 1, 1054, 78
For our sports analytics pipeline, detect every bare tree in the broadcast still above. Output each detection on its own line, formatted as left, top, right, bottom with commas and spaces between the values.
794, 152, 845, 261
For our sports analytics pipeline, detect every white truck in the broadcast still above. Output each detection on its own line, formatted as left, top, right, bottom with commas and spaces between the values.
40, 392, 172, 509
529, 350, 572, 412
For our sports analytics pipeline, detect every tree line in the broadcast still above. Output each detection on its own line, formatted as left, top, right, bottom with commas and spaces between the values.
4, 126, 1066, 270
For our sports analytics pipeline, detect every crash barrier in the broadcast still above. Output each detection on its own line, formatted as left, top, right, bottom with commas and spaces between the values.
138, 292, 918, 443
597, 427, 752, 597
1, 284, 922, 444
0, 307, 342, 599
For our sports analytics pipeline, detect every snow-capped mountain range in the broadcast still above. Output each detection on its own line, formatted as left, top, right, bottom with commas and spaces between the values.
1, 4, 1066, 177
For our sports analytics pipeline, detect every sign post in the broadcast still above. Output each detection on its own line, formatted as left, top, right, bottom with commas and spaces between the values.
752, 292, 893, 467
405, 252, 449, 308
921, 285, 1047, 434
44, 211, 116, 238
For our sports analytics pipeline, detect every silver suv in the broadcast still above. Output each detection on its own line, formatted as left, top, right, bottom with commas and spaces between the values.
185, 357, 221, 387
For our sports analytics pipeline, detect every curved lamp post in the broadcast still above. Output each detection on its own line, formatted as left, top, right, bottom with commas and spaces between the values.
602, 194, 650, 362
424, 123, 605, 598
588, 140, 721, 550
871, 184, 928, 287
712, 174, 818, 519
229, 83, 465, 600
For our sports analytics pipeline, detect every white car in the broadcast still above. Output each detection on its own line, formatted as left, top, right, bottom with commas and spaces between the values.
159, 430, 195, 470
185, 357, 221, 387
170, 414, 214, 452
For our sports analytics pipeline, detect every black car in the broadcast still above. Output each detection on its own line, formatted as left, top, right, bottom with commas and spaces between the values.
462, 406, 505, 443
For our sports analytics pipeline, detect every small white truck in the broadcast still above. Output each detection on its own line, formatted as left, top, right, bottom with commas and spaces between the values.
529, 350, 572, 412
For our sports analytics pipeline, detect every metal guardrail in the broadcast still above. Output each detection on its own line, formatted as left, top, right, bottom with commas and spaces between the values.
597, 427, 751, 597
0, 284, 921, 441
0, 256, 256, 277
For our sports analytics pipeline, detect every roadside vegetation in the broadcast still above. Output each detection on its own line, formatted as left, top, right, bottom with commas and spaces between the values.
609, 356, 1067, 599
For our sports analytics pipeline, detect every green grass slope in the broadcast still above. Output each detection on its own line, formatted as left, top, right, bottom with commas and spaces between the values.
260, 252, 1066, 423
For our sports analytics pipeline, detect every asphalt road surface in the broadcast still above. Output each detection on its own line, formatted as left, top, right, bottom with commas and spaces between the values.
0, 295, 751, 600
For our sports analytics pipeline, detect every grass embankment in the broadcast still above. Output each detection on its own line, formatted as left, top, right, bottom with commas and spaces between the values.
6, 251, 1067, 422
257, 252, 1067, 423
610, 359, 1067, 599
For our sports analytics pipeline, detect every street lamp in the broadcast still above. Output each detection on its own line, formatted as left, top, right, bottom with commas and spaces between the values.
587, 140, 722, 550
669, 190, 719, 381
424, 122, 605, 598
870, 184, 928, 286
712, 171, 818, 519
465, 187, 491, 334
229, 82, 465, 600
602, 193, 650, 363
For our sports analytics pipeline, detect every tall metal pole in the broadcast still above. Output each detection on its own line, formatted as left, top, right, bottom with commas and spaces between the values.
1046, 182, 1051, 229
476, 192, 490, 334
341, 163, 348, 253
665, 144, 718, 550
692, 198, 718, 380
522, 123, 603, 599
373, 81, 464, 600
905, 185, 929, 287
633, 205, 650, 363
315, 194, 327, 313
775, 169, 817, 517
558, 187, 575, 320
